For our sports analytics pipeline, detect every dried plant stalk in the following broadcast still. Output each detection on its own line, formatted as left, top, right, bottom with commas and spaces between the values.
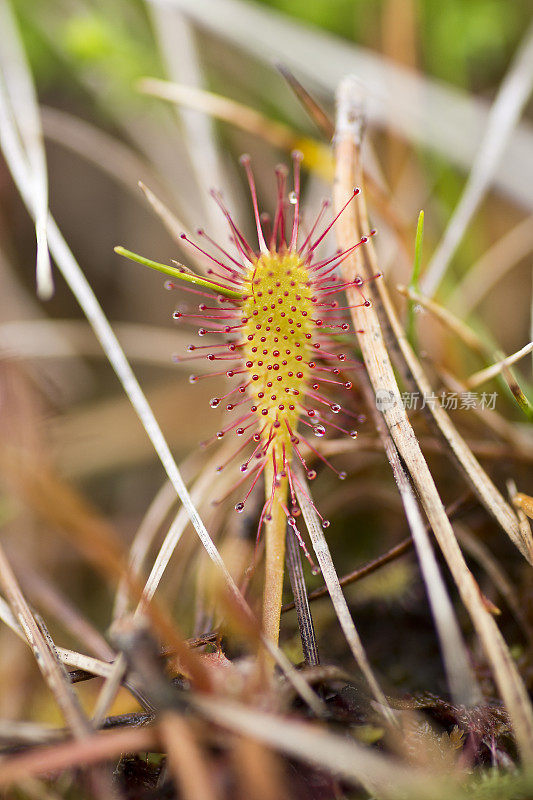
0, 545, 91, 739
334, 76, 533, 764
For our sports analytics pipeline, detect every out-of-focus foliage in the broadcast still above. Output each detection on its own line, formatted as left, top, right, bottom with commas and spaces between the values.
12, 0, 162, 102
258, 0, 531, 88
11, 0, 533, 97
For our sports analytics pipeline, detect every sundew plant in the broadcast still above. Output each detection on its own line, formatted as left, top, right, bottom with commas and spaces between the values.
118, 151, 377, 649
1, 0, 533, 798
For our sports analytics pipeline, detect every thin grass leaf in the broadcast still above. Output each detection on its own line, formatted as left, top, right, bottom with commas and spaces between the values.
406, 210, 424, 346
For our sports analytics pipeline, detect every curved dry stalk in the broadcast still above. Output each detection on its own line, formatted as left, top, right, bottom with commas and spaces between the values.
334, 76, 533, 763
113, 480, 176, 620
139, 77, 295, 151
466, 341, 533, 389
0, 547, 91, 739
0, 2, 51, 298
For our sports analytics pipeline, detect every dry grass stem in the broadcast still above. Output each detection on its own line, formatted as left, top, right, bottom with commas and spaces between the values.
335, 75, 533, 763
0, 545, 91, 739
466, 341, 533, 389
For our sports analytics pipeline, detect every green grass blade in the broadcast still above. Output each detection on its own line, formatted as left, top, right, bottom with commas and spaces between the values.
406, 210, 424, 346
114, 246, 245, 300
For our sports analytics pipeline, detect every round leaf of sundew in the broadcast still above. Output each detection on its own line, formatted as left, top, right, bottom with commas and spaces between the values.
114, 246, 245, 300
